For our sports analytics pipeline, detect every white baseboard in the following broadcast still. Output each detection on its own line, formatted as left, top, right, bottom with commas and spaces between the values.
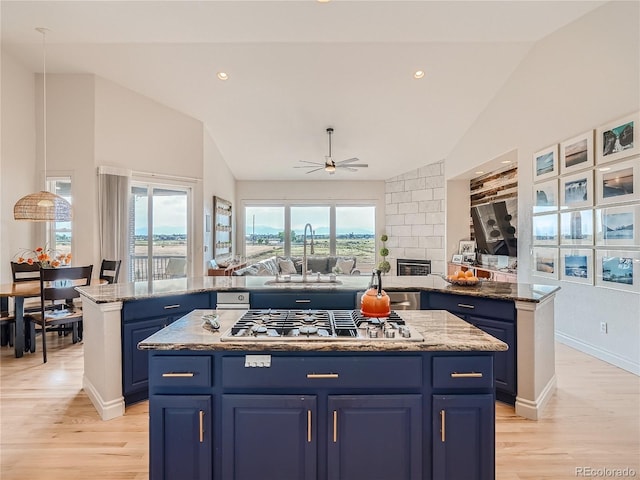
555, 332, 640, 376
83, 375, 125, 421
515, 374, 557, 420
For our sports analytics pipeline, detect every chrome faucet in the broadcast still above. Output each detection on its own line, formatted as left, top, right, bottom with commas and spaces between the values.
302, 223, 315, 281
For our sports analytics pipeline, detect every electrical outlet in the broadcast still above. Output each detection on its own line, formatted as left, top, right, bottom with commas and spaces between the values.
600, 322, 608, 334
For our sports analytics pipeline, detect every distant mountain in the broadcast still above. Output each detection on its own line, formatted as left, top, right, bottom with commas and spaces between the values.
135, 227, 186, 235
246, 225, 374, 236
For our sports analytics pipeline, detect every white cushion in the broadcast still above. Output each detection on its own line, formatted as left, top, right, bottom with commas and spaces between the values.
336, 258, 354, 275
278, 258, 297, 274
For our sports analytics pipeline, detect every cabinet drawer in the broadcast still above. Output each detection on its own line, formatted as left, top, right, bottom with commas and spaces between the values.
427, 292, 515, 321
122, 293, 210, 322
150, 355, 213, 388
222, 355, 423, 390
432, 356, 493, 389
250, 291, 357, 310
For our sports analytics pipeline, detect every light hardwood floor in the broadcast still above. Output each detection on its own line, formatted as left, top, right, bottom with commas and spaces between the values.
1, 334, 638, 479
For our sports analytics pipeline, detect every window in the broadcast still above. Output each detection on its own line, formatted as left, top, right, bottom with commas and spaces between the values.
244, 206, 285, 262
243, 203, 376, 270
131, 182, 190, 281
46, 177, 72, 255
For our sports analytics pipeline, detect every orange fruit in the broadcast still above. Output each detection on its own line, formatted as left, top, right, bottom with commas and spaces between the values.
457, 270, 467, 279
465, 270, 474, 277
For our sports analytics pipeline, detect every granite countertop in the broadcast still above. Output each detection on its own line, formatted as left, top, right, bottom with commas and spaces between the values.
76, 274, 559, 304
138, 309, 508, 353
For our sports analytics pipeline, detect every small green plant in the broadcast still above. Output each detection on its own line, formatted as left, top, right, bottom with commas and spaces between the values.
378, 234, 390, 274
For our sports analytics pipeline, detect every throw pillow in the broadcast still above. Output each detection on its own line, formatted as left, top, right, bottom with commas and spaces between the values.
278, 258, 297, 274
336, 258, 354, 275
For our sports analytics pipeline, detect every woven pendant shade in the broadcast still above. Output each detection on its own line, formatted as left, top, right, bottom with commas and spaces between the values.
14, 190, 72, 221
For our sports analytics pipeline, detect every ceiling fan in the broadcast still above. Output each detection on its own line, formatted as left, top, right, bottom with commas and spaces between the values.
295, 127, 368, 175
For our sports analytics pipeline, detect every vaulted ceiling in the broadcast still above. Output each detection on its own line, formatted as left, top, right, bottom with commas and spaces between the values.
1, 1, 606, 181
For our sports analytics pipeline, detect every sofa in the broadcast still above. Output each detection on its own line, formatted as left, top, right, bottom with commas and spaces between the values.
233, 256, 360, 276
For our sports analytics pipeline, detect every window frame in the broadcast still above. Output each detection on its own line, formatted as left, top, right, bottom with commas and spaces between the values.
45, 176, 73, 256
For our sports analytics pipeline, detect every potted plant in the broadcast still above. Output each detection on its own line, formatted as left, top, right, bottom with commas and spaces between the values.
378, 234, 390, 274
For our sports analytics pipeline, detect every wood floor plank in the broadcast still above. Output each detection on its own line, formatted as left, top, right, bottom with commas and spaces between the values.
1, 333, 638, 479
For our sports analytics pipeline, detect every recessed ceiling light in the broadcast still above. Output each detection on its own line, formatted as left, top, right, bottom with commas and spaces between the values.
413, 70, 425, 79
217, 72, 229, 81
317, 0, 331, 3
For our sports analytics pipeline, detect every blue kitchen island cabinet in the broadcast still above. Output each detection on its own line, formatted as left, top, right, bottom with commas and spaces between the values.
249, 290, 358, 310
121, 292, 212, 405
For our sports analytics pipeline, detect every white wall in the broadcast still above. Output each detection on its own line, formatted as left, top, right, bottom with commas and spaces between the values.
444, 1, 640, 373
1, 52, 38, 282
236, 180, 386, 262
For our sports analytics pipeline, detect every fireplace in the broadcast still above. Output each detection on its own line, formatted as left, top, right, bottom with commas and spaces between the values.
396, 259, 431, 276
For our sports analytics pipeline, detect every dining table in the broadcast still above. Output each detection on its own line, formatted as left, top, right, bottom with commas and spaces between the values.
0, 278, 106, 358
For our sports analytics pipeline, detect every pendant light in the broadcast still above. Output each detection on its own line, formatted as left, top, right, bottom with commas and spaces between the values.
14, 27, 72, 222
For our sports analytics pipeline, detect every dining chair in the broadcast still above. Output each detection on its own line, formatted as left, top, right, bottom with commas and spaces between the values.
99, 259, 121, 284
29, 265, 93, 363
0, 297, 15, 347
10, 261, 42, 313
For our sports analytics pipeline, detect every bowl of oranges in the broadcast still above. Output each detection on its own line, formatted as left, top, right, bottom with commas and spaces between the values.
444, 270, 481, 286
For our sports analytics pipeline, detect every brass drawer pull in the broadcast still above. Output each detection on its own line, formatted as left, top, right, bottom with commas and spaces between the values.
162, 372, 195, 378
307, 410, 312, 443
333, 410, 338, 443
457, 303, 475, 309
450, 372, 483, 378
440, 409, 445, 442
306, 373, 339, 379
163, 304, 181, 310
199, 410, 204, 443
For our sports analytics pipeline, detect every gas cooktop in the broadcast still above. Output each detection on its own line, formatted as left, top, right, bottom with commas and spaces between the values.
219, 309, 424, 342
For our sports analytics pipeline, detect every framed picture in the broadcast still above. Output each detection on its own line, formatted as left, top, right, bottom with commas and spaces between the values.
533, 144, 559, 181
560, 209, 594, 245
463, 253, 476, 263
458, 240, 476, 255
560, 170, 593, 209
533, 179, 558, 213
595, 249, 640, 293
452, 254, 463, 263
532, 213, 558, 245
560, 130, 594, 174
595, 157, 640, 205
595, 204, 640, 247
596, 112, 639, 164
532, 247, 559, 279
560, 248, 593, 285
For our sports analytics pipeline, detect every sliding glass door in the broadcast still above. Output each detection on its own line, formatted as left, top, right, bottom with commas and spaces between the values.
131, 183, 190, 281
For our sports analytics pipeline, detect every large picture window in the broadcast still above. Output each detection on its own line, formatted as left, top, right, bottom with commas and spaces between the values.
46, 177, 72, 255
243, 203, 376, 271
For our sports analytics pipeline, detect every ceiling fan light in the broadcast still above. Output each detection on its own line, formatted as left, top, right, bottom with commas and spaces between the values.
325, 163, 336, 173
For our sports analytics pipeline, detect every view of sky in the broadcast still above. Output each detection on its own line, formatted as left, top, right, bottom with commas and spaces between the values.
134, 192, 187, 235
245, 206, 375, 235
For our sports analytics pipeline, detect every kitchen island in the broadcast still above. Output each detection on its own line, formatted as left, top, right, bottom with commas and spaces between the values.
76, 274, 558, 421
139, 308, 507, 480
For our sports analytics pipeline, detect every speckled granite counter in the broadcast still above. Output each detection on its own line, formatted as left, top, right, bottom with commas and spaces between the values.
138, 309, 508, 353
76, 274, 559, 304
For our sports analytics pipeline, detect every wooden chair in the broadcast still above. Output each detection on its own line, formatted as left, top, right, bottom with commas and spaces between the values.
0, 297, 15, 348
99, 259, 121, 284
29, 265, 93, 363
11, 261, 42, 313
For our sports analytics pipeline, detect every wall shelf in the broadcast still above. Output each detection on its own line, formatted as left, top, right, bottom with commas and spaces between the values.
213, 196, 232, 260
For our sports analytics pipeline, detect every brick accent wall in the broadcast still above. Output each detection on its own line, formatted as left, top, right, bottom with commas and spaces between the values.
384, 160, 445, 275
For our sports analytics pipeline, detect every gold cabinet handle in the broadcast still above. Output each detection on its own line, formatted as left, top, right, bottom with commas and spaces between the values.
450, 372, 483, 378
440, 409, 445, 442
199, 410, 204, 443
457, 303, 475, 309
162, 372, 195, 378
307, 410, 312, 443
333, 410, 338, 443
163, 304, 181, 310
306, 373, 339, 379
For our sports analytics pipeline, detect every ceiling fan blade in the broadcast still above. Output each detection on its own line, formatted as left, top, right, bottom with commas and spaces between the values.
296, 160, 323, 165
337, 163, 368, 168
335, 157, 360, 165
305, 167, 325, 174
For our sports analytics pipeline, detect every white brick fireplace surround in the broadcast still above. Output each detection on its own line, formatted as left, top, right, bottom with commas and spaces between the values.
385, 160, 445, 276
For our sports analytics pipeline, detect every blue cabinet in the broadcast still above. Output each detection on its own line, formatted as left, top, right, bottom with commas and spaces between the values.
327, 395, 422, 480
121, 292, 211, 404
432, 394, 494, 480
150, 394, 212, 480
425, 291, 517, 404
221, 395, 317, 480
250, 291, 357, 310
